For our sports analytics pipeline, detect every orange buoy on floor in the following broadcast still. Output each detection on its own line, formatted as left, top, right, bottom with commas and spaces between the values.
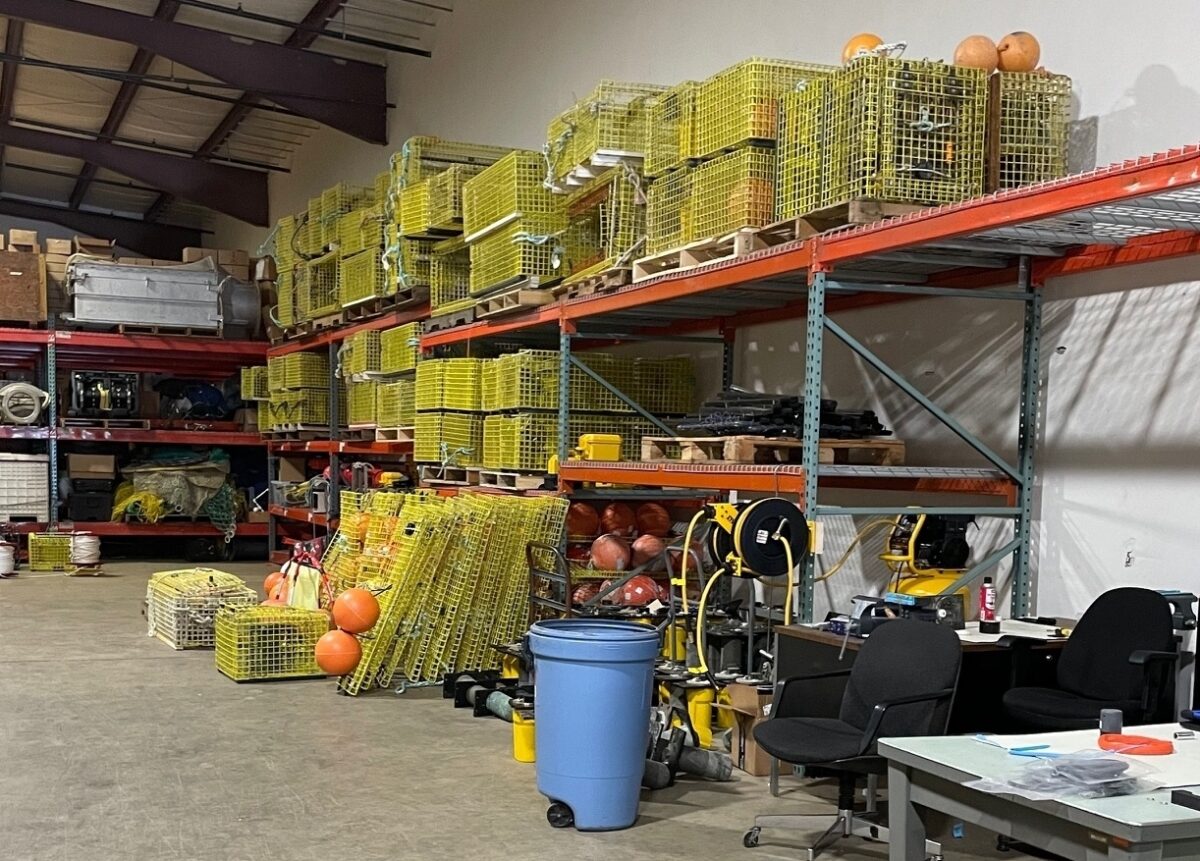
332, 587, 380, 634
315, 629, 362, 675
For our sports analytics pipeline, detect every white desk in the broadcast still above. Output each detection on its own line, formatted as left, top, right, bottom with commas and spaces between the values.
881, 726, 1200, 860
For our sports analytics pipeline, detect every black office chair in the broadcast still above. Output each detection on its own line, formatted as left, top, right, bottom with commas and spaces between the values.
1002, 586, 1178, 730
744, 619, 961, 860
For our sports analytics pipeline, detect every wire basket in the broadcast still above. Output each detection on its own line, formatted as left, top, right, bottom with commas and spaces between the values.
401, 164, 485, 238
645, 80, 699, 177
431, 237, 471, 313
380, 322, 423, 374
347, 380, 379, 426
145, 568, 258, 650
298, 251, 340, 320
776, 81, 832, 220
991, 71, 1071, 190
545, 80, 668, 185
462, 150, 563, 237
562, 169, 647, 277
645, 167, 695, 254
415, 359, 484, 412
343, 330, 381, 377
28, 533, 73, 572
279, 352, 329, 391
276, 269, 296, 328
321, 182, 375, 246
413, 411, 484, 465
336, 205, 385, 259
273, 214, 297, 272
694, 57, 836, 159
214, 605, 329, 682
391, 136, 513, 192
690, 145, 777, 240
825, 56, 988, 209
468, 217, 569, 296
240, 366, 269, 401
377, 379, 415, 428
392, 237, 435, 290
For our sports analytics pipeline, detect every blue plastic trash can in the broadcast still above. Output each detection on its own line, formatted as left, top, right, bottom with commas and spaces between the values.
529, 618, 660, 830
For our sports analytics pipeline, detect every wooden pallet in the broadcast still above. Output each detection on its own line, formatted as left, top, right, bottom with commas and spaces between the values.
62, 417, 150, 429
474, 285, 557, 320
789, 199, 928, 236
263, 425, 327, 440
374, 426, 415, 442
114, 323, 220, 338
557, 266, 632, 300
425, 306, 475, 332
417, 464, 478, 486
632, 228, 767, 283
477, 470, 550, 491
640, 435, 905, 466
341, 425, 377, 441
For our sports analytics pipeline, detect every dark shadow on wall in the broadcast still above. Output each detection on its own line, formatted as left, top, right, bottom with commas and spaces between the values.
1099, 65, 1200, 161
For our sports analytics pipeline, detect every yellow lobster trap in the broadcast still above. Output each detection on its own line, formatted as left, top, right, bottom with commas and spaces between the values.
544, 80, 668, 187
690, 145, 777, 240
645, 80, 699, 178
413, 411, 484, 465
343, 330, 381, 377
415, 358, 483, 412
430, 237, 472, 314
380, 322, 422, 374
240, 366, 269, 401
215, 606, 329, 682
989, 71, 1071, 190
145, 568, 258, 650
347, 380, 379, 427
462, 150, 563, 237
376, 380, 415, 428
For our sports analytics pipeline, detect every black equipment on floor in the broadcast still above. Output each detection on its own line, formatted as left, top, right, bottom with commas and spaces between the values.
1001, 587, 1178, 730
743, 620, 961, 858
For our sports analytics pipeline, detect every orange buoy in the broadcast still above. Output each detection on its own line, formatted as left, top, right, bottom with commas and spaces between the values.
263, 570, 285, 596
566, 502, 601, 538
997, 31, 1041, 72
635, 503, 672, 538
842, 32, 883, 64
591, 534, 631, 571
620, 574, 661, 607
601, 503, 636, 537
315, 629, 362, 676
332, 587, 381, 634
954, 35, 999, 73
632, 534, 667, 567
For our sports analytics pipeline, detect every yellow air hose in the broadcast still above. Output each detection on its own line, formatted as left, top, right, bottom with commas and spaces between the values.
675, 508, 708, 613
693, 567, 726, 675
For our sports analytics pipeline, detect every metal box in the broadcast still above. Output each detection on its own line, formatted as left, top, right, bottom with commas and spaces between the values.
64, 258, 260, 337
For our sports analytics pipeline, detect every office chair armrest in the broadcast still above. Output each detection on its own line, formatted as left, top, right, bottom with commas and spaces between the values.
772, 669, 853, 720
1129, 650, 1179, 666
858, 687, 956, 754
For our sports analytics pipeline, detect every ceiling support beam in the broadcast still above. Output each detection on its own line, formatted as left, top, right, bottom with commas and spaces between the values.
0, 197, 202, 259
0, 18, 24, 183
147, 0, 350, 224
0, 123, 268, 224
69, 0, 180, 210
0, 0, 388, 143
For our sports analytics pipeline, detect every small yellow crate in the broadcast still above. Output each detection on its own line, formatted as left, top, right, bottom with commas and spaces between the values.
28, 533, 73, 571
468, 217, 569, 296
338, 248, 387, 309
694, 57, 836, 159
645, 168, 694, 254
645, 80, 699, 177
991, 71, 1071, 190
462, 150, 563, 237
215, 605, 329, 682
298, 252, 339, 320
347, 380, 379, 426
377, 379, 415, 428
690, 145, 777, 241
391, 136, 512, 190
337, 205, 385, 259
343, 330, 381, 376
240, 366, 269, 401
431, 237, 471, 313
545, 80, 668, 186
414, 411, 484, 465
380, 322, 422, 374
415, 359, 483, 412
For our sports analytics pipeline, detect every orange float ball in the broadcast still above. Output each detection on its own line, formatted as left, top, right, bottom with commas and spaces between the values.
620, 574, 661, 607
591, 534, 632, 571
632, 534, 667, 568
332, 587, 380, 634
315, 629, 362, 676
954, 35, 999, 73
566, 502, 601, 538
997, 31, 1041, 72
601, 503, 636, 537
635, 503, 672, 538
261, 596, 288, 607
842, 32, 883, 64
263, 570, 285, 596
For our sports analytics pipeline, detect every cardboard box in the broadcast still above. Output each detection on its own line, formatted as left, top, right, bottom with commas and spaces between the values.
0, 251, 47, 324
9, 228, 38, 249
218, 249, 250, 266
224, 264, 251, 281
68, 453, 117, 479
45, 238, 72, 255
73, 235, 114, 257
716, 682, 776, 776
246, 510, 270, 523
182, 247, 215, 264
278, 457, 307, 483
234, 406, 257, 431
254, 256, 278, 282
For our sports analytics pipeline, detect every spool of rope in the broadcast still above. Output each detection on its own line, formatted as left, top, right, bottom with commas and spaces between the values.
70, 533, 101, 568
0, 542, 15, 577
0, 382, 49, 425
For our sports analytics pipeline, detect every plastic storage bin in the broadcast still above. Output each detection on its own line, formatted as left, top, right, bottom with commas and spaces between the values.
529, 618, 659, 830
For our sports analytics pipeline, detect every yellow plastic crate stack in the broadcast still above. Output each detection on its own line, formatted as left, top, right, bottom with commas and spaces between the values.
376, 379, 415, 429
800, 56, 989, 214
990, 72, 1071, 190
645, 81, 699, 178
544, 80, 668, 189
462, 150, 568, 296
379, 322, 422, 374
240, 366, 269, 401
430, 237, 472, 315
144, 568, 258, 650
483, 412, 663, 469
414, 358, 485, 466
215, 605, 329, 682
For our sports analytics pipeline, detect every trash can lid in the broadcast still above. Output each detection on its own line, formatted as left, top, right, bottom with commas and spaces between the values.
529, 618, 660, 643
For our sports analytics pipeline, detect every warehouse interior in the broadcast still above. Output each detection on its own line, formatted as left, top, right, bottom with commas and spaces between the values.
2, 2, 1200, 860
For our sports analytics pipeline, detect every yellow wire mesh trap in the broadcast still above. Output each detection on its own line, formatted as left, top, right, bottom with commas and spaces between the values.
379, 321, 423, 374
144, 568, 258, 650
413, 411, 484, 465
347, 380, 379, 426
343, 330, 381, 377
215, 606, 329, 682
482, 412, 663, 468
991, 71, 1071, 190
544, 80, 668, 185
336, 205, 385, 259
298, 252, 340, 320
275, 269, 296, 328
645, 167, 695, 254
28, 533, 72, 571
415, 359, 483, 412
430, 237, 472, 314
645, 80, 699, 178
462, 150, 563, 237
338, 248, 388, 309
376, 379, 415, 428
277, 352, 329, 391
690, 145, 777, 240
240, 366, 269, 401
468, 217, 569, 295
561, 169, 647, 281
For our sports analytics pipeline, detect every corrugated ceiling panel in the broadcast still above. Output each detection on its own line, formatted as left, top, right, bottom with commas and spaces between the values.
2, 170, 76, 203
2, 147, 86, 175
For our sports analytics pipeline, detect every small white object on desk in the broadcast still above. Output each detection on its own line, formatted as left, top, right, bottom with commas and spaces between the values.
958, 618, 1065, 644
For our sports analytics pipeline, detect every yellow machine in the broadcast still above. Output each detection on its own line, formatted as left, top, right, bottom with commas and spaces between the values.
880, 513, 974, 597
547, 433, 623, 473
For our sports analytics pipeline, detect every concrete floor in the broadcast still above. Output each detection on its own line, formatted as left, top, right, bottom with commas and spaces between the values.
0, 561, 1032, 861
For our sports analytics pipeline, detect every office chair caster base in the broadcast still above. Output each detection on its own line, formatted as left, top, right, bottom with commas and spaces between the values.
743, 827, 761, 848
546, 802, 574, 828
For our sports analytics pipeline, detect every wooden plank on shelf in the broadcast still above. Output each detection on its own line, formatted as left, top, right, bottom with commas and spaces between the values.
474, 284, 557, 320
424, 305, 475, 333
557, 265, 632, 300
417, 464, 478, 486
793, 199, 927, 235
374, 426, 415, 442
62, 417, 150, 429
640, 434, 905, 466
477, 469, 549, 491
632, 228, 766, 283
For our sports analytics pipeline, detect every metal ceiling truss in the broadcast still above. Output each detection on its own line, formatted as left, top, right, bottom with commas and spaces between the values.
0, 196, 202, 258
0, 17, 22, 184
0, 0, 389, 143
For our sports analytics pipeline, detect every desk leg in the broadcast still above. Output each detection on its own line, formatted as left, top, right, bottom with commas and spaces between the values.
887, 762, 927, 861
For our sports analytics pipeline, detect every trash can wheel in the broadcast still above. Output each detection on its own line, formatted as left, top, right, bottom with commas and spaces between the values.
547, 801, 574, 828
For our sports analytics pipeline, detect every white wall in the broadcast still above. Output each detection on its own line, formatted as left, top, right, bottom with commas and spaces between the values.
215, 0, 1200, 619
